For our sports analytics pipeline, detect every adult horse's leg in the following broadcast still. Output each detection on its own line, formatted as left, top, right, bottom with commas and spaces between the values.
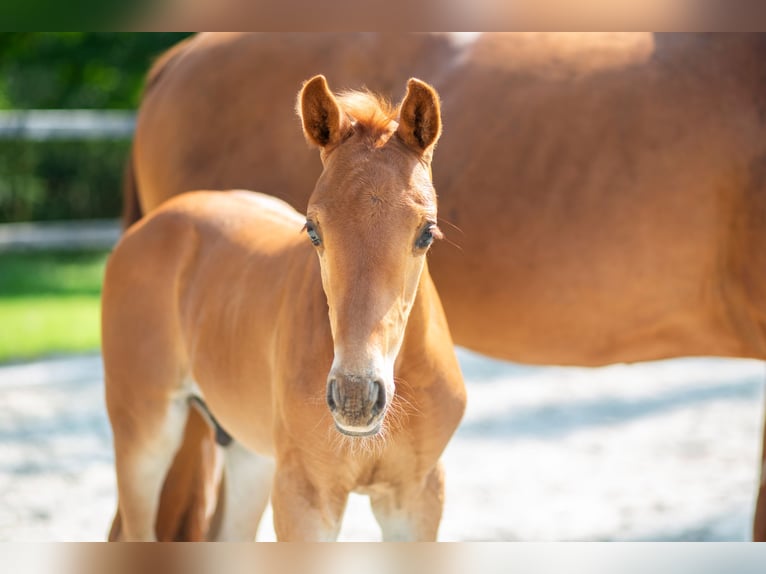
155, 410, 222, 540
753, 381, 766, 541
369, 463, 445, 541
109, 393, 190, 541
208, 442, 274, 541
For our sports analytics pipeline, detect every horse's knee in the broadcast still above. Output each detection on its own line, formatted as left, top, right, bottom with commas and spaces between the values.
369, 464, 446, 541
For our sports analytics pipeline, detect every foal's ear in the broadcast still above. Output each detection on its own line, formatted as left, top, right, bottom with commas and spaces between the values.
298, 75, 349, 149
396, 78, 442, 155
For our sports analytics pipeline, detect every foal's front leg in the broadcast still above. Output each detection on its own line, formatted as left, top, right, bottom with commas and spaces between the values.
271, 461, 348, 541
369, 463, 445, 541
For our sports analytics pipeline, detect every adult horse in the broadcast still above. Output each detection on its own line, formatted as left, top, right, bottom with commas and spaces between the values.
105, 77, 465, 541
125, 33, 766, 540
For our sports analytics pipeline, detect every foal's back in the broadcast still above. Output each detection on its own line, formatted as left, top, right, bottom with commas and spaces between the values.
103, 191, 319, 455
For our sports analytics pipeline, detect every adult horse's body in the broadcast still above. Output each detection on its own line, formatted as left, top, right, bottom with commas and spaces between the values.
126, 33, 766, 539
105, 78, 465, 541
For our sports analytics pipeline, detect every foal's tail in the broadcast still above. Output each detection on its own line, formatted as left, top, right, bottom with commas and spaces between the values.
121, 146, 142, 230
121, 34, 199, 230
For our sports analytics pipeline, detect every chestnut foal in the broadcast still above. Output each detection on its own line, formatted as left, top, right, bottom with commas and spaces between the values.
103, 76, 466, 541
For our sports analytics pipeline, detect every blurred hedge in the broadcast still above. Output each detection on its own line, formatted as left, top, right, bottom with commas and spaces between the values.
0, 139, 129, 222
0, 33, 193, 223
0, 33, 192, 110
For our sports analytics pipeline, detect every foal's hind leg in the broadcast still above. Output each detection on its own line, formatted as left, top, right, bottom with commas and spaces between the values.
369, 463, 445, 541
109, 390, 190, 541
209, 441, 275, 541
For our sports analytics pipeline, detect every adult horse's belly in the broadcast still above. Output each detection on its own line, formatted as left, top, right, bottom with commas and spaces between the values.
429, 130, 749, 366
427, 154, 735, 366
430, 240, 738, 366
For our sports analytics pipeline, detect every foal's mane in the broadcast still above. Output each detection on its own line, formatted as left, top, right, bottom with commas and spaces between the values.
336, 90, 398, 144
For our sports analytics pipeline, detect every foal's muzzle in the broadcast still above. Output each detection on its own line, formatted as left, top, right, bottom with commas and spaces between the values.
326, 376, 387, 436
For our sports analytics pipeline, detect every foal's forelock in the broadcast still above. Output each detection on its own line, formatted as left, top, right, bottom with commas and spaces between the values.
335, 90, 398, 146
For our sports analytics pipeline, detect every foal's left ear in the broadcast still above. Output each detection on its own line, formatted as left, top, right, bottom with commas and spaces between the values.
298, 75, 350, 149
396, 78, 442, 156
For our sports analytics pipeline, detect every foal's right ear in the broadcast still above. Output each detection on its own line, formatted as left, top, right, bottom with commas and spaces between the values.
396, 78, 442, 156
298, 75, 350, 149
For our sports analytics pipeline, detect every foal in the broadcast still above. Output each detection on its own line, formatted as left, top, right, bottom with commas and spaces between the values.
103, 76, 466, 541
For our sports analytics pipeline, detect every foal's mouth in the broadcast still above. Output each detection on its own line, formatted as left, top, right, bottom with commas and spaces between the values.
334, 422, 382, 437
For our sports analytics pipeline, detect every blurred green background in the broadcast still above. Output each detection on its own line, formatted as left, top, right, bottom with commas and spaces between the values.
0, 33, 192, 362
0, 32, 191, 223
0, 33, 190, 109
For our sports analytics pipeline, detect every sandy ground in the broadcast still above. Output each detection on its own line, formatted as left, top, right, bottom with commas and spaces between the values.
0, 350, 763, 541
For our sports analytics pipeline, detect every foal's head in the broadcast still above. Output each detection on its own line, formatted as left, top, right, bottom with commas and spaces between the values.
298, 75, 442, 437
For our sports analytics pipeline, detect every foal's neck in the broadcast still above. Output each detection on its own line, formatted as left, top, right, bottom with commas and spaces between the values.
395, 263, 449, 374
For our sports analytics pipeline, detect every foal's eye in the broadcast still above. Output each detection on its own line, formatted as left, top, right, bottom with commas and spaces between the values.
305, 222, 321, 246
415, 224, 438, 250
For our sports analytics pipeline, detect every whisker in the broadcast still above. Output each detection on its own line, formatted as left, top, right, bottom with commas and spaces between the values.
393, 393, 422, 417
308, 407, 331, 435
437, 217, 465, 235
305, 383, 328, 407
393, 375, 414, 391
440, 233, 464, 253
393, 377, 422, 415
325, 417, 391, 458
383, 407, 406, 435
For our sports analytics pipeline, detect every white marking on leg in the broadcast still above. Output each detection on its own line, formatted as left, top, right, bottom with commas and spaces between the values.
215, 442, 275, 541
375, 512, 416, 542
119, 397, 189, 541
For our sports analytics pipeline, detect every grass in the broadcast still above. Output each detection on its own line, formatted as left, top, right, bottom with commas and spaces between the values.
0, 249, 109, 362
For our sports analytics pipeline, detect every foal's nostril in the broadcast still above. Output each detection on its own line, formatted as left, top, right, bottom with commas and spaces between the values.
326, 379, 338, 411
371, 380, 386, 415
